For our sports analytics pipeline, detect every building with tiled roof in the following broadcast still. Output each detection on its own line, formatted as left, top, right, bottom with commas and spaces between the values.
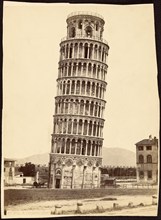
135, 135, 158, 184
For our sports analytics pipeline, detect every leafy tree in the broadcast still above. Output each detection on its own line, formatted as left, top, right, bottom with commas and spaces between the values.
18, 162, 36, 177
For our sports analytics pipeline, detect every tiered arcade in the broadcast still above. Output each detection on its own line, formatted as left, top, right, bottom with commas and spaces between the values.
49, 12, 109, 189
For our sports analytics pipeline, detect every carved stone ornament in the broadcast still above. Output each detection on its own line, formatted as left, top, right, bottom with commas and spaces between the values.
65, 158, 73, 167
76, 158, 84, 166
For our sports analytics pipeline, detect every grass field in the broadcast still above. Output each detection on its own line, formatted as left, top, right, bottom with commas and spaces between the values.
4, 188, 157, 206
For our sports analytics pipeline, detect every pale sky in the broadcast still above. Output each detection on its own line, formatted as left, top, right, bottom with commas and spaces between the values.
3, 2, 159, 159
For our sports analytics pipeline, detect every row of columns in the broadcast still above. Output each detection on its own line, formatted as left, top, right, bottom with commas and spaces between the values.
55, 99, 105, 118
52, 138, 102, 157
57, 80, 106, 99
60, 42, 108, 63
53, 118, 104, 137
58, 61, 107, 80
67, 17, 103, 40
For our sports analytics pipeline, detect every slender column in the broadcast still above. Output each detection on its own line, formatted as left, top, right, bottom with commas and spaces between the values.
80, 140, 83, 155
91, 122, 94, 136
76, 63, 78, 76
51, 163, 56, 188
95, 123, 98, 137
69, 140, 72, 154
81, 121, 84, 135
81, 64, 83, 76
76, 120, 79, 134
87, 121, 90, 136
87, 45, 90, 58
71, 63, 74, 76
71, 165, 76, 189
82, 44, 85, 58
85, 141, 88, 155
64, 139, 67, 154
77, 44, 80, 58
94, 145, 96, 156
80, 81, 82, 96
85, 81, 87, 96
73, 82, 76, 94
61, 164, 65, 189
90, 143, 93, 156
71, 119, 74, 134
74, 141, 77, 155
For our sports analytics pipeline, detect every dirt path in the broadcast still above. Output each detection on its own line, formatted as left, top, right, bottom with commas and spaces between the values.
3, 194, 158, 218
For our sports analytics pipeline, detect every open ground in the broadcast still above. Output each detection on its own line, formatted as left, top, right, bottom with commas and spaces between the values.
3, 187, 158, 217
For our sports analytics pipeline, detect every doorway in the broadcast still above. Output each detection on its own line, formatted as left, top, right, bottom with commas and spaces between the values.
55, 178, 61, 188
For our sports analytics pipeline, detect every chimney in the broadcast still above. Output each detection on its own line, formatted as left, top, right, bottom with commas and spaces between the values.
149, 135, 152, 140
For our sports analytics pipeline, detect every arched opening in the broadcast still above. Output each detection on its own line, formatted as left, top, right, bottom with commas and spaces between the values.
61, 139, 65, 153
66, 139, 70, 154
139, 155, 144, 163
84, 43, 88, 58
68, 63, 71, 76
88, 121, 92, 135
69, 27, 76, 38
69, 44, 73, 58
90, 101, 94, 116
80, 100, 84, 114
77, 139, 81, 155
71, 139, 75, 154
92, 82, 95, 96
83, 120, 88, 135
93, 122, 96, 136
96, 22, 99, 31
65, 99, 68, 113
92, 142, 95, 156
76, 81, 80, 94
82, 140, 86, 155
68, 119, 72, 134
63, 119, 67, 133
71, 80, 75, 94
85, 26, 92, 37
85, 100, 89, 115
69, 99, 73, 114
93, 64, 96, 78
86, 81, 90, 96
66, 81, 70, 95
87, 141, 91, 155
82, 81, 85, 95
78, 20, 82, 29
78, 119, 83, 134
75, 99, 79, 114
73, 119, 77, 134
147, 155, 152, 163
73, 63, 76, 76
78, 62, 81, 75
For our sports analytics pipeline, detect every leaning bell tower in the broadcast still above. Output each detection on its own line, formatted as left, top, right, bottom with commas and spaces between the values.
49, 11, 109, 189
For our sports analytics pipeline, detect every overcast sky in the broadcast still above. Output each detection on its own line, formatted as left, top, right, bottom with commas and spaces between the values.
3, 2, 159, 159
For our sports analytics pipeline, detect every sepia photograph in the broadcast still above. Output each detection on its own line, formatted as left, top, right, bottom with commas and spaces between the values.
1, 1, 160, 218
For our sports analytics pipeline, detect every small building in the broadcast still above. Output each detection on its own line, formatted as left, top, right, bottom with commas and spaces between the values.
4, 158, 16, 185
101, 174, 116, 187
14, 173, 35, 185
135, 135, 158, 184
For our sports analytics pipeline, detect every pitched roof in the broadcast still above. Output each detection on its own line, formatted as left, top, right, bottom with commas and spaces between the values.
4, 158, 16, 162
135, 138, 158, 146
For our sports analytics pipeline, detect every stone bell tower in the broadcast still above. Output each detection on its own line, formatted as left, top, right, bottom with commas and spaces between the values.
49, 11, 109, 189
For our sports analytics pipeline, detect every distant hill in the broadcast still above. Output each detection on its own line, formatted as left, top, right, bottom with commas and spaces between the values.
16, 147, 136, 167
102, 147, 136, 167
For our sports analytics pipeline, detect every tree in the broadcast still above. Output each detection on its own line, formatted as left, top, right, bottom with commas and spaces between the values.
18, 162, 36, 177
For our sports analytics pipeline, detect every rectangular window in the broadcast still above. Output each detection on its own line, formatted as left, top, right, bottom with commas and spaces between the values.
139, 171, 144, 179
23, 178, 26, 184
147, 171, 152, 179
146, 146, 152, 150
138, 146, 143, 151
